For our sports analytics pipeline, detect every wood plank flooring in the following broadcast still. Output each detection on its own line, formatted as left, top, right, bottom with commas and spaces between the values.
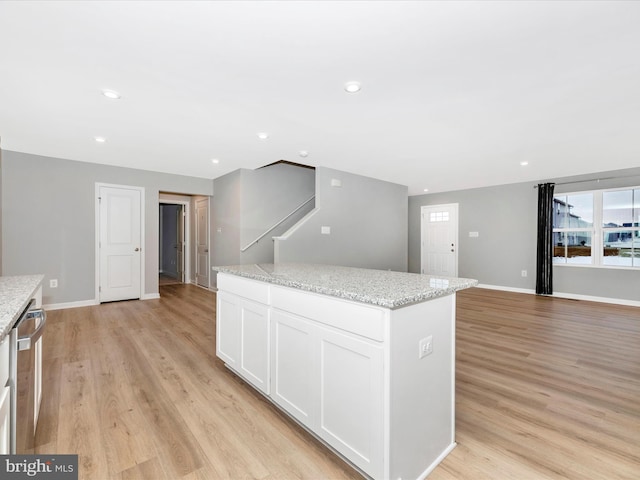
33, 285, 640, 479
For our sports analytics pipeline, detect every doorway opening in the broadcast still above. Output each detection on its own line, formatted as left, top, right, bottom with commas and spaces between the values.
159, 194, 191, 287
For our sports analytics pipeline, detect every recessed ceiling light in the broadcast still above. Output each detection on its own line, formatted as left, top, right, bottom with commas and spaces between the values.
94, 136, 106, 143
344, 81, 362, 93
102, 89, 121, 99
211, 158, 220, 164
423, 188, 429, 192
257, 132, 269, 140
520, 161, 529, 166
299, 150, 309, 158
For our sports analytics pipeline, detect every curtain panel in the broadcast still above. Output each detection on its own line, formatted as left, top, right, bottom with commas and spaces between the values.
536, 183, 555, 295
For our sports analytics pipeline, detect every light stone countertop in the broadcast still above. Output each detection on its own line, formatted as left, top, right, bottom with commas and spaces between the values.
212, 263, 477, 309
0, 275, 44, 342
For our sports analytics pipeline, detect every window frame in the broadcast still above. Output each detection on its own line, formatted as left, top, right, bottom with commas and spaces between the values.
552, 186, 640, 270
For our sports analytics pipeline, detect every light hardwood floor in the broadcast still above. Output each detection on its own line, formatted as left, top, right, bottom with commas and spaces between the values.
33, 286, 639, 479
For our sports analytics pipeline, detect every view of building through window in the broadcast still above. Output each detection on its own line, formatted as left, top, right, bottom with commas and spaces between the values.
553, 188, 640, 267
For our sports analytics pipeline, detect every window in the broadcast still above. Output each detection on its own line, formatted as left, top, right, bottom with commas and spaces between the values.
602, 188, 640, 267
553, 187, 640, 268
429, 211, 449, 222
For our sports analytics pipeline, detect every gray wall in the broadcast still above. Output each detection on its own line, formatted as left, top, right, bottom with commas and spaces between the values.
211, 170, 242, 268
409, 182, 538, 287
211, 164, 316, 270
2, 151, 213, 305
239, 164, 315, 265
0, 145, 3, 275
276, 167, 408, 272
408, 167, 640, 302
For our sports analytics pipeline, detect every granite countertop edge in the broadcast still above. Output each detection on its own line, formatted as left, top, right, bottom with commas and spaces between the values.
0, 274, 45, 342
213, 264, 478, 309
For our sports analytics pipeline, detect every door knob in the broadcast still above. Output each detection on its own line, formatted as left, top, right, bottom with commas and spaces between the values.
135, 247, 140, 252
451, 249, 455, 252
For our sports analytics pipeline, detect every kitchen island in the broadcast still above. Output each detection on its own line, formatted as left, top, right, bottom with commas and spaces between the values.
212, 264, 477, 480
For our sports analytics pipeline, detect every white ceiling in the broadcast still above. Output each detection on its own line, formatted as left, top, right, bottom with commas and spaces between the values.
1, 1, 639, 195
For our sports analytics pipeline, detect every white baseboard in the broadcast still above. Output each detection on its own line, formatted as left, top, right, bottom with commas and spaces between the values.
45, 293, 160, 309
476, 283, 640, 308
43, 299, 99, 310
477, 284, 535, 295
551, 291, 640, 308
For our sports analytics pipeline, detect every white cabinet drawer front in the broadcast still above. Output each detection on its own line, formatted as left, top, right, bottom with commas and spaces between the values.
271, 311, 317, 428
271, 286, 386, 342
0, 336, 9, 388
318, 328, 384, 478
218, 274, 270, 304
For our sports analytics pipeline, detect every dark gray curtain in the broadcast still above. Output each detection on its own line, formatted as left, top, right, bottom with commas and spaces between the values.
536, 183, 555, 295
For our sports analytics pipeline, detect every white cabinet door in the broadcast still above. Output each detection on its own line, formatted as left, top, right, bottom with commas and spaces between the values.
271, 309, 384, 478
216, 292, 270, 394
317, 326, 384, 478
238, 300, 270, 394
0, 386, 10, 455
271, 310, 317, 428
217, 292, 241, 368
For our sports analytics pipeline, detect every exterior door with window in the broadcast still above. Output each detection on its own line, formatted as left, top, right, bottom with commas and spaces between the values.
421, 204, 459, 277
98, 185, 143, 302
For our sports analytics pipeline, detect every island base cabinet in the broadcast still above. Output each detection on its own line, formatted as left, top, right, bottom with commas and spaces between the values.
271, 309, 384, 479
216, 291, 270, 395
216, 272, 461, 480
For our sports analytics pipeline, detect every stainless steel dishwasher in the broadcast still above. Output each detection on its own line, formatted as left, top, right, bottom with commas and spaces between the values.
9, 299, 46, 453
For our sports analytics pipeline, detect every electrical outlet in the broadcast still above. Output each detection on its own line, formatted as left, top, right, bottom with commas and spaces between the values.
50, 279, 58, 288
419, 335, 433, 359
521, 270, 527, 277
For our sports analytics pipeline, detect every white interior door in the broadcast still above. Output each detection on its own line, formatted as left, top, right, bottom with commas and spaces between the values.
421, 204, 458, 277
99, 185, 142, 302
195, 198, 210, 287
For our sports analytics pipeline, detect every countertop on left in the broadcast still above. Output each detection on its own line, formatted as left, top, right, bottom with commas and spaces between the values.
0, 275, 44, 342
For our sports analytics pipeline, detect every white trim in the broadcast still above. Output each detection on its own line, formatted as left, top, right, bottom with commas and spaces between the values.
95, 182, 146, 303
141, 293, 160, 300
193, 283, 215, 293
552, 291, 640, 308
44, 299, 99, 311
477, 284, 535, 295
553, 262, 640, 272
417, 442, 457, 480
476, 283, 640, 307
195, 197, 211, 288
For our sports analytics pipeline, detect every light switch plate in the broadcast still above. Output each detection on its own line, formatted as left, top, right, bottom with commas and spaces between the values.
321, 226, 331, 235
